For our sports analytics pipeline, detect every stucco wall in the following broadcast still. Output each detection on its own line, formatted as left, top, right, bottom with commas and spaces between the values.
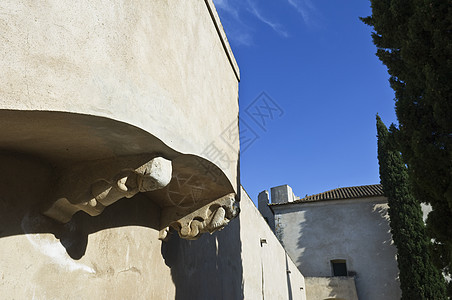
0, 0, 239, 189
161, 187, 307, 300
0, 152, 245, 299
273, 197, 401, 300
0, 152, 305, 299
0, 153, 178, 299
305, 276, 358, 300
241, 189, 306, 300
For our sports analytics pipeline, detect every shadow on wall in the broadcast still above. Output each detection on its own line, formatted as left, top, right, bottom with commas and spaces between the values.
295, 205, 356, 299
296, 201, 400, 299
370, 203, 400, 291
295, 206, 316, 277
161, 216, 244, 300
0, 151, 164, 259
0, 151, 244, 299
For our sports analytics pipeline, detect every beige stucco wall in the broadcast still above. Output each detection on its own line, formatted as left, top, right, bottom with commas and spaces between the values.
0, 152, 241, 299
0, 153, 177, 299
305, 276, 358, 300
0, 151, 304, 299
0, 0, 239, 190
241, 189, 306, 300
273, 197, 401, 300
0, 1, 246, 298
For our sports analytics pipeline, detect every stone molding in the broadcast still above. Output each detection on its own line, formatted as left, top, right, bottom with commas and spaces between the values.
159, 192, 239, 240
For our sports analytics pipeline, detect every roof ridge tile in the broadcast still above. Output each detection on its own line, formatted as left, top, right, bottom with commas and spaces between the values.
271, 184, 384, 206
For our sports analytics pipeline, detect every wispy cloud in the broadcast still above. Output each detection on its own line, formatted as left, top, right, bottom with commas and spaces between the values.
213, 0, 254, 46
226, 26, 254, 47
213, 0, 289, 46
214, 0, 240, 21
286, 0, 318, 26
213, 0, 322, 46
247, 1, 289, 37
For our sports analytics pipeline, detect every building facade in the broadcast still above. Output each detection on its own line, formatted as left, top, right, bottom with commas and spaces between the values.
259, 184, 402, 300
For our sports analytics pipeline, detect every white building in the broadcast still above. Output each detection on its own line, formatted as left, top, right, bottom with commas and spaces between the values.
259, 184, 402, 300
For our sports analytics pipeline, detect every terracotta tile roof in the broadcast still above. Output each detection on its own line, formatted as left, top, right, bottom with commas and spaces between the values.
270, 184, 384, 206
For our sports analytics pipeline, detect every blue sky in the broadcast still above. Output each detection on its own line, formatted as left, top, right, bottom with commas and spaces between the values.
213, 0, 398, 204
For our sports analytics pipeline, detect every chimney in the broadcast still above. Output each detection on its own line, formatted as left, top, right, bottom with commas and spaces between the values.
271, 184, 295, 204
258, 190, 275, 232
258, 190, 270, 209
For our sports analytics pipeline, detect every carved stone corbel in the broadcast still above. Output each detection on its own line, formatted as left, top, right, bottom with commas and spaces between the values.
43, 157, 172, 223
159, 192, 239, 240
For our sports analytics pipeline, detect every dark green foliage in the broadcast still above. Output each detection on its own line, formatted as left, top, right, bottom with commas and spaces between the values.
362, 0, 452, 289
376, 115, 447, 300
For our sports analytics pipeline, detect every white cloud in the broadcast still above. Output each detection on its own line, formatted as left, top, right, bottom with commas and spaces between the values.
226, 26, 254, 47
213, 0, 289, 46
247, 1, 289, 37
287, 0, 318, 26
214, 0, 240, 21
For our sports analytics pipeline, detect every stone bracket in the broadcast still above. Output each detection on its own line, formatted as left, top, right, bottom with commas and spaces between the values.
41, 154, 240, 241
43, 156, 172, 223
159, 192, 239, 240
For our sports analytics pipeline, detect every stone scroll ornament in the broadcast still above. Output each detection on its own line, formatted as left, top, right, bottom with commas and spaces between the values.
43, 157, 172, 223
159, 193, 239, 241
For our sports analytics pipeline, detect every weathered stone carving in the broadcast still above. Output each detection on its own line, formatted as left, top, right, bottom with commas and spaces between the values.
159, 192, 239, 240
91, 157, 172, 207
43, 157, 172, 223
42, 154, 240, 240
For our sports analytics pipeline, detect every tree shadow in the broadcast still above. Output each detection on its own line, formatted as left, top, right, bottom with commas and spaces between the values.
294, 200, 400, 299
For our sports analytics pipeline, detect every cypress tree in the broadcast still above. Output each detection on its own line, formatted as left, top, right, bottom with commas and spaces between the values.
376, 115, 447, 299
362, 0, 452, 286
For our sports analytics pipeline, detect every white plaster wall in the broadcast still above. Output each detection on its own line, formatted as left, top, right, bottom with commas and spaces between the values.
0, 0, 239, 190
241, 188, 306, 300
273, 197, 401, 300
305, 276, 358, 300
